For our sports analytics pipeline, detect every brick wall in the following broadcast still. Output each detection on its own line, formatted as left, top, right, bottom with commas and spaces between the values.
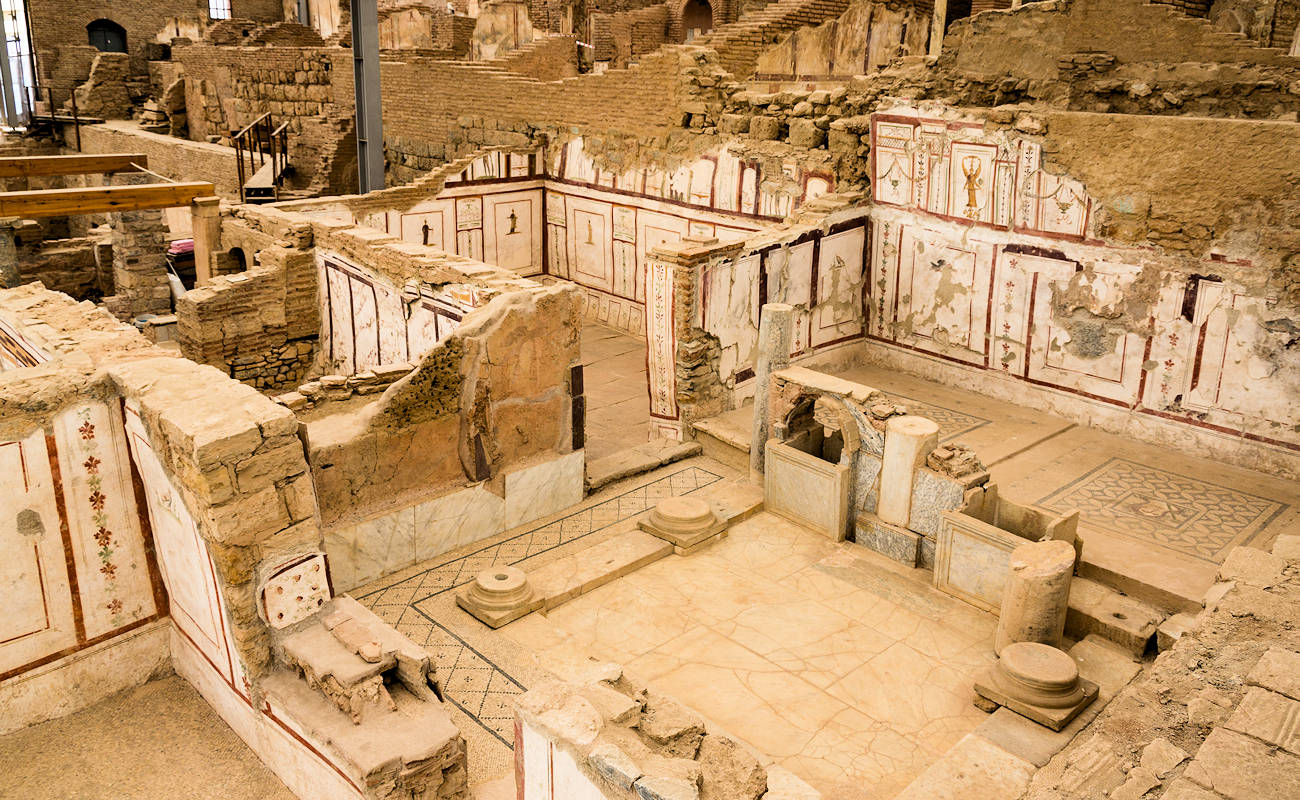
1152, 0, 1212, 17
494, 34, 580, 80
104, 191, 172, 321
607, 5, 671, 66
177, 219, 319, 389
78, 123, 242, 197
969, 0, 1012, 12
330, 47, 693, 181
174, 44, 342, 142
28, 0, 282, 82
1276, 0, 1300, 49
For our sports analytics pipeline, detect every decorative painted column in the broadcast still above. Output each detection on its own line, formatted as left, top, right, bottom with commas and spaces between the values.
995, 539, 1076, 655
877, 415, 939, 527
643, 235, 739, 443
750, 302, 793, 474
190, 196, 221, 287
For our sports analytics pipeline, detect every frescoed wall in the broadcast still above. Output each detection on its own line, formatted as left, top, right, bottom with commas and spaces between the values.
317, 252, 480, 375
351, 140, 832, 336
0, 400, 164, 685
864, 108, 1300, 457
0, 317, 49, 372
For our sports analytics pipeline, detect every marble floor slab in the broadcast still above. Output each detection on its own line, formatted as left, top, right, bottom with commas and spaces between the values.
499, 512, 999, 799
349, 461, 730, 786
582, 322, 651, 462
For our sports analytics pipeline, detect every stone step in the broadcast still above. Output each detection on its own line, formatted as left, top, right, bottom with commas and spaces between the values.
691, 404, 753, 471
531, 530, 673, 612
691, 478, 764, 526
584, 438, 702, 491
1065, 576, 1164, 658
1075, 527, 1216, 615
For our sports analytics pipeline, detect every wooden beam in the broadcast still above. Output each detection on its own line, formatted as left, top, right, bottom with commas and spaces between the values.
0, 153, 149, 178
0, 182, 216, 217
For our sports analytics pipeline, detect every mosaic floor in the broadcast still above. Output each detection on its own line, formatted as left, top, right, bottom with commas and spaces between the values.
1038, 457, 1288, 562
884, 390, 992, 443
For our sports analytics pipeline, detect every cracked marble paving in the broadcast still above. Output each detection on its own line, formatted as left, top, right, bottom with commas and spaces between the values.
498, 511, 1000, 799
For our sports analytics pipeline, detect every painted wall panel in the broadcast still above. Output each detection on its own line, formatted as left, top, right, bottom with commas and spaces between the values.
54, 402, 154, 640
0, 430, 78, 675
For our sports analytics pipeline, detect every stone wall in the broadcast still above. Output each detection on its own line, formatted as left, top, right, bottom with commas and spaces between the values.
78, 123, 242, 198
177, 205, 319, 389
27, 0, 281, 82
103, 186, 173, 321
515, 667, 824, 800
0, 230, 112, 300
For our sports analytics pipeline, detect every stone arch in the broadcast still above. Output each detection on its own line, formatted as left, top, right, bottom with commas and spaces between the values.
779, 391, 862, 465
671, 0, 716, 43
87, 19, 128, 53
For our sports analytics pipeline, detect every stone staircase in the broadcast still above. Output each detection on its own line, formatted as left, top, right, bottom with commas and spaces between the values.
1139, 0, 1298, 60
691, 0, 855, 78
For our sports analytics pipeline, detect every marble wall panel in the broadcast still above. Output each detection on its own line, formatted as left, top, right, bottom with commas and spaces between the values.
503, 451, 585, 531
414, 484, 506, 563
765, 440, 851, 541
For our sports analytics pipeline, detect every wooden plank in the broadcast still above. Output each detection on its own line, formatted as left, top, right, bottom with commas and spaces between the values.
0, 182, 216, 217
0, 153, 149, 178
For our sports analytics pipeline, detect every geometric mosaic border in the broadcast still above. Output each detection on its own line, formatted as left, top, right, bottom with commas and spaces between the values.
353, 466, 724, 746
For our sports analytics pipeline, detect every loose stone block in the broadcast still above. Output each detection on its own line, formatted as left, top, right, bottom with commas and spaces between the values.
589, 742, 642, 790
1224, 686, 1300, 755
995, 540, 1075, 655
1140, 736, 1190, 778
1218, 546, 1288, 588
1183, 727, 1300, 800
1247, 647, 1300, 700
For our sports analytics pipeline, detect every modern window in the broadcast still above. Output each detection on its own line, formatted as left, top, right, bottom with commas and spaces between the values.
208, 0, 232, 20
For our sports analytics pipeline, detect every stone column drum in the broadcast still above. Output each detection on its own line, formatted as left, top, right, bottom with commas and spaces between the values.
750, 302, 794, 474
995, 539, 1076, 655
877, 415, 939, 527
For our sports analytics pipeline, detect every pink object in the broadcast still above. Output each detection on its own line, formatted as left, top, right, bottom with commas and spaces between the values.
168, 238, 195, 255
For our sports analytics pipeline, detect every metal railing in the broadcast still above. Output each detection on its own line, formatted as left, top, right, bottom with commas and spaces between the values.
25, 85, 82, 150
231, 112, 291, 203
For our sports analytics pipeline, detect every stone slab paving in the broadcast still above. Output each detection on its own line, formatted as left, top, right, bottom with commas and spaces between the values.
349, 460, 729, 787
581, 321, 651, 462
500, 511, 1004, 799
